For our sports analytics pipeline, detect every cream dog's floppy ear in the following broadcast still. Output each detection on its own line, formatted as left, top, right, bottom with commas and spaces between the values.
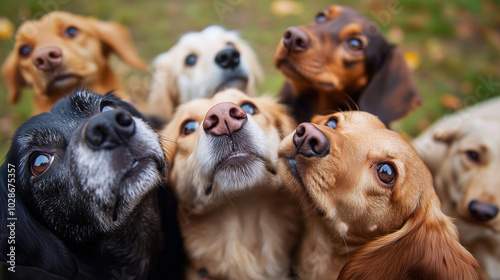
90, 19, 146, 69
2, 50, 26, 105
148, 52, 180, 121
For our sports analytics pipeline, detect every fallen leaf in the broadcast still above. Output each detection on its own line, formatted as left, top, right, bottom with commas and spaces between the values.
271, 0, 303, 17
404, 51, 420, 70
0, 17, 14, 40
440, 94, 463, 111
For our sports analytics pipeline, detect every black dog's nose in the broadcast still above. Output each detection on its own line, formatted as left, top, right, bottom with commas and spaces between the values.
283, 26, 311, 53
203, 102, 247, 136
468, 200, 499, 222
32, 46, 63, 71
215, 47, 240, 69
293, 123, 329, 157
85, 110, 135, 149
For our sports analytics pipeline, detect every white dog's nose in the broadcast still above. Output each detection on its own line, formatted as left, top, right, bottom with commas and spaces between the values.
215, 47, 240, 69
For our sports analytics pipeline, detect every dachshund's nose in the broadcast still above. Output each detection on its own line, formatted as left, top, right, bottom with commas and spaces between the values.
215, 47, 240, 69
468, 200, 499, 222
85, 110, 135, 149
283, 26, 311, 52
32, 47, 63, 71
203, 102, 247, 136
293, 123, 330, 157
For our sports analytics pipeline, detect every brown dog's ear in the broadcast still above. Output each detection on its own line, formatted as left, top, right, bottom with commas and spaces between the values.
358, 47, 421, 125
2, 50, 26, 105
90, 19, 146, 69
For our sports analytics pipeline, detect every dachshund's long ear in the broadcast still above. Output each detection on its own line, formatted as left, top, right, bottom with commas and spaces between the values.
338, 194, 483, 280
2, 50, 26, 105
0, 170, 77, 278
147, 53, 179, 122
90, 19, 146, 69
358, 46, 421, 126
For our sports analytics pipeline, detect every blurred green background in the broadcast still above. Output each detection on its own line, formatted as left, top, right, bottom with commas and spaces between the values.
0, 0, 499, 162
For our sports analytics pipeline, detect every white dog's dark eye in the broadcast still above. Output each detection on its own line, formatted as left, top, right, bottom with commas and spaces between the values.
315, 12, 326, 23
240, 102, 258, 115
466, 150, 480, 163
325, 117, 337, 129
377, 163, 396, 186
19, 45, 32, 57
185, 54, 197, 66
181, 119, 199, 136
64, 26, 79, 38
31, 153, 54, 176
346, 38, 364, 53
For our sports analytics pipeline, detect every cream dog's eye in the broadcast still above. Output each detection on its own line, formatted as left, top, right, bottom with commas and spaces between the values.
325, 117, 337, 129
185, 54, 197, 66
241, 102, 258, 115
64, 26, 79, 38
465, 150, 480, 164
19, 45, 32, 57
377, 163, 396, 185
31, 153, 54, 176
181, 119, 199, 136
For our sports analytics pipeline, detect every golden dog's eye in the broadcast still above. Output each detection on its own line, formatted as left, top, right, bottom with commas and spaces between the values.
325, 117, 337, 129
19, 45, 32, 57
181, 120, 199, 136
185, 54, 197, 66
241, 102, 258, 115
64, 26, 79, 38
465, 150, 480, 164
377, 163, 396, 185
315, 12, 326, 23
346, 38, 364, 53
31, 153, 54, 176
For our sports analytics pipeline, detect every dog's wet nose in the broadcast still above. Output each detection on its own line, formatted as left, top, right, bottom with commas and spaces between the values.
85, 110, 135, 149
468, 200, 499, 222
203, 102, 247, 136
32, 47, 63, 71
293, 123, 330, 157
283, 26, 311, 53
215, 47, 240, 69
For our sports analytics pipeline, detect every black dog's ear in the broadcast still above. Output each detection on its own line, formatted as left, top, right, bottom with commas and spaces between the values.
1, 173, 78, 279
358, 46, 422, 126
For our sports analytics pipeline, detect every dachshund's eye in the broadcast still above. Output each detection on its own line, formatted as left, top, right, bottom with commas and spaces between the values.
346, 38, 364, 53
241, 102, 258, 115
315, 12, 326, 23
100, 101, 117, 112
181, 120, 199, 136
377, 163, 396, 186
31, 153, 54, 176
185, 54, 197, 66
465, 150, 480, 164
64, 26, 79, 38
325, 118, 337, 129
19, 45, 32, 57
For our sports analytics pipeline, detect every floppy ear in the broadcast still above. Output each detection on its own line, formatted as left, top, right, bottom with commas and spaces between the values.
147, 53, 179, 121
358, 46, 422, 125
0, 170, 77, 278
161, 119, 180, 166
90, 19, 146, 69
2, 50, 26, 105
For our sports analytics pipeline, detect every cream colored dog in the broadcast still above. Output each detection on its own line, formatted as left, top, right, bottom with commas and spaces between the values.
413, 97, 500, 279
148, 25, 263, 121
160, 89, 301, 279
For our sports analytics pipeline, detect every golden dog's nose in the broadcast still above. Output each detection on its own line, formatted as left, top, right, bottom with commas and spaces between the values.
293, 123, 329, 157
203, 102, 247, 136
32, 46, 63, 71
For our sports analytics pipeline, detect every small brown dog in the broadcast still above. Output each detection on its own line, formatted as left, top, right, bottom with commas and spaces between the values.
161, 89, 302, 279
274, 5, 421, 125
278, 111, 483, 279
2, 11, 145, 114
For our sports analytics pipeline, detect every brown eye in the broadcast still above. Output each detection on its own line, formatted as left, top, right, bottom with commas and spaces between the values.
465, 150, 480, 164
315, 12, 326, 23
345, 38, 364, 53
31, 153, 54, 176
377, 163, 396, 185
19, 45, 32, 57
181, 120, 199, 136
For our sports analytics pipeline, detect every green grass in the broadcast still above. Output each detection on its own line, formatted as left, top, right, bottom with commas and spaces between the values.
1, 0, 499, 162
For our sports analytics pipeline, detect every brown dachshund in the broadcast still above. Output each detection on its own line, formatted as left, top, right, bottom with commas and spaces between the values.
2, 11, 145, 114
278, 112, 483, 280
274, 5, 421, 125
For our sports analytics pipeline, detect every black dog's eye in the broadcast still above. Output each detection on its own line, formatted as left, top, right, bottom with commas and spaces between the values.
31, 153, 54, 177
465, 150, 480, 164
19, 45, 32, 57
185, 54, 197, 66
325, 117, 337, 129
377, 163, 396, 186
181, 120, 199, 136
315, 12, 327, 23
346, 38, 364, 53
100, 101, 117, 112
64, 26, 79, 38
240, 102, 258, 115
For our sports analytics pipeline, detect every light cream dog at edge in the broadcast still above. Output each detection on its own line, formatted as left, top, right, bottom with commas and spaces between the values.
413, 96, 500, 280
161, 89, 302, 279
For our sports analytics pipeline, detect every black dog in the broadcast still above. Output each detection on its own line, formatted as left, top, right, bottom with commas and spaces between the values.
0, 91, 184, 279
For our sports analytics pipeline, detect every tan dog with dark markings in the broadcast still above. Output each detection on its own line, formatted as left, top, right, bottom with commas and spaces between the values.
278, 111, 483, 280
161, 89, 302, 280
2, 11, 145, 114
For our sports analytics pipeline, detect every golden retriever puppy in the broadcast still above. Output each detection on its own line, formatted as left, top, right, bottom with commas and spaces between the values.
148, 25, 263, 121
2, 11, 145, 114
413, 97, 500, 279
161, 89, 301, 280
278, 111, 483, 280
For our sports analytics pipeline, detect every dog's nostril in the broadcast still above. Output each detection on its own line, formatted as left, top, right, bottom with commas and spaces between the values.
468, 200, 499, 222
284, 31, 292, 39
116, 112, 133, 127
229, 107, 246, 120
